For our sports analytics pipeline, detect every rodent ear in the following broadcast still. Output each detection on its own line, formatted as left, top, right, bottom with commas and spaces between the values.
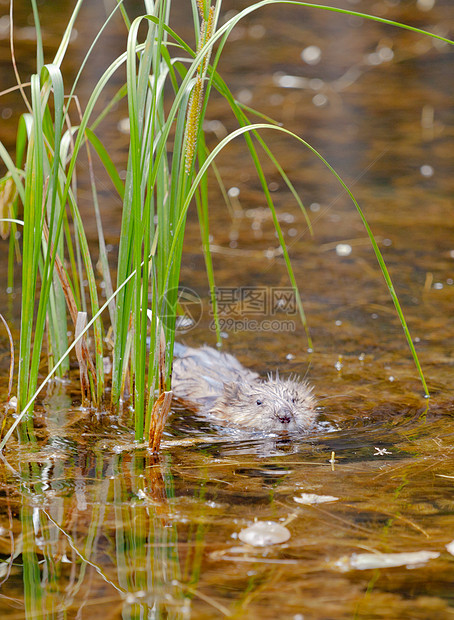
223, 382, 239, 398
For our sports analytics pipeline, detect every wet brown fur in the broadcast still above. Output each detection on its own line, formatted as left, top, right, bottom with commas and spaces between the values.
172, 344, 316, 432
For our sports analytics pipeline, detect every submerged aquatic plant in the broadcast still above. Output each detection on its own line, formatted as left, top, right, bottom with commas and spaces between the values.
0, 0, 452, 450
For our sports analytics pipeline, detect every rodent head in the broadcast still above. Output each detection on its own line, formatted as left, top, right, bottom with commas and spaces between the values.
211, 376, 316, 432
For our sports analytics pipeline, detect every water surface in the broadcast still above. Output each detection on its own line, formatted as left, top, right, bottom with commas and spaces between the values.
0, 0, 454, 617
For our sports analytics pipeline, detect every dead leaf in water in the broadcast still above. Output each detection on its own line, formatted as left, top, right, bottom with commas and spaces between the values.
294, 493, 339, 505
334, 550, 440, 572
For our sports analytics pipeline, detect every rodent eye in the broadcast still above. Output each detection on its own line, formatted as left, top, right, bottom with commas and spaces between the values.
292, 397, 296, 404
256, 400, 262, 406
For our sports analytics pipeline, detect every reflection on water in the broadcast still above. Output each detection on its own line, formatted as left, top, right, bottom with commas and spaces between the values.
1, 0, 454, 617
1, 403, 454, 618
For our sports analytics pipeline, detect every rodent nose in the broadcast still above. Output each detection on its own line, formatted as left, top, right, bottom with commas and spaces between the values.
278, 407, 293, 424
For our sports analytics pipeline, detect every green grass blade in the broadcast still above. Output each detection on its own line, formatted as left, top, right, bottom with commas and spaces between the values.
84, 127, 125, 199
167, 123, 430, 396
30, 0, 44, 73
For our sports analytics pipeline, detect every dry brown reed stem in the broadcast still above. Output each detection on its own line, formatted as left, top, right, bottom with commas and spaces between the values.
146, 456, 170, 507
0, 313, 14, 400
0, 179, 17, 240
158, 324, 167, 394
42, 221, 97, 396
9, 1, 32, 114
148, 390, 173, 453
75, 312, 90, 404
147, 324, 172, 452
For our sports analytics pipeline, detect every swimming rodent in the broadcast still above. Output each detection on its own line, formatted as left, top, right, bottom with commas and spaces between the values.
172, 343, 316, 432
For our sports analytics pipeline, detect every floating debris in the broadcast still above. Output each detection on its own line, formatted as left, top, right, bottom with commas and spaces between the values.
335, 550, 440, 572
312, 93, 328, 107
373, 447, 392, 456
417, 0, 435, 11
301, 45, 322, 65
336, 243, 352, 257
117, 117, 130, 134
294, 493, 339, 505
420, 164, 434, 177
238, 521, 291, 547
